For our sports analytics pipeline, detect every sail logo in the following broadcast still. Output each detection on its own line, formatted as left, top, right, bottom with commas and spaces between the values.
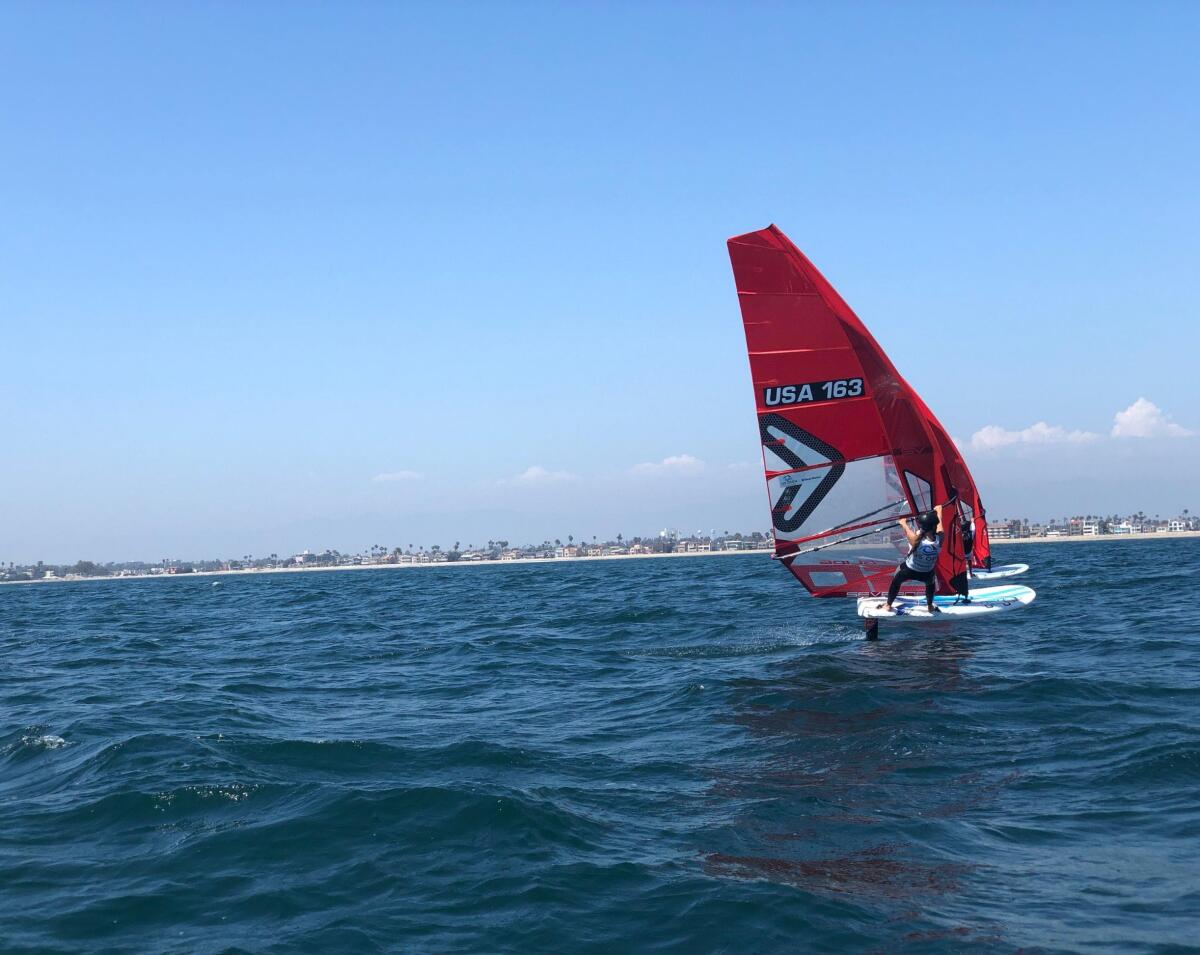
777, 472, 824, 487
764, 377, 864, 407
759, 414, 846, 535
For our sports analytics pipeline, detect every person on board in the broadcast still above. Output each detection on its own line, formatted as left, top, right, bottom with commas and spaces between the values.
956, 514, 974, 597
960, 516, 975, 565
882, 505, 943, 614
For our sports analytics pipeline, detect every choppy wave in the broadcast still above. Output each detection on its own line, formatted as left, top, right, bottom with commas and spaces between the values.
2, 541, 1199, 952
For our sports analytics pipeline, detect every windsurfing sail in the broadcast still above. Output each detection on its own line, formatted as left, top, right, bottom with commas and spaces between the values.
919, 408, 992, 575
917, 412, 974, 593
974, 514, 992, 570
727, 225, 967, 597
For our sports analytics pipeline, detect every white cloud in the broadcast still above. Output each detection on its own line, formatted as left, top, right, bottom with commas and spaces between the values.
508, 465, 577, 484
629, 454, 705, 475
727, 461, 755, 471
970, 422, 1099, 452
1111, 398, 1194, 439
372, 470, 423, 482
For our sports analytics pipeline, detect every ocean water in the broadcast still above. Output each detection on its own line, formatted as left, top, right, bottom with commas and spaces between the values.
2, 541, 1198, 954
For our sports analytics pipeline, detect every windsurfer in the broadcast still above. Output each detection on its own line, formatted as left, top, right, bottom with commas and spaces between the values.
883, 506, 943, 613
960, 516, 975, 563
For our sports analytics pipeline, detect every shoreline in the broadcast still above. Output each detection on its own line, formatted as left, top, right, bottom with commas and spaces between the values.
0, 547, 768, 586
5, 530, 1197, 587
993, 530, 1200, 545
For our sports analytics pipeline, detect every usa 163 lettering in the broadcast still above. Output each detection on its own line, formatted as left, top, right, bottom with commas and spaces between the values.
763, 378, 864, 407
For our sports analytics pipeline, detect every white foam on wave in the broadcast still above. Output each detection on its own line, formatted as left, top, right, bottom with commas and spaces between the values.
23, 734, 67, 750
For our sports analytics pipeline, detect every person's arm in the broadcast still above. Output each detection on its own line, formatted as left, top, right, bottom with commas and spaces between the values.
934, 504, 944, 534
898, 518, 919, 547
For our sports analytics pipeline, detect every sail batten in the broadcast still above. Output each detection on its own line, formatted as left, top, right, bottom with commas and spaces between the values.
788, 515, 915, 551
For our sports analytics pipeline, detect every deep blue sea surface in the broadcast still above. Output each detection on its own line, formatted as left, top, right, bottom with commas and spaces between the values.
3, 540, 1198, 953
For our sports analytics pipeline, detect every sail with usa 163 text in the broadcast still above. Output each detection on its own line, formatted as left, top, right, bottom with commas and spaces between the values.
725, 224, 1034, 631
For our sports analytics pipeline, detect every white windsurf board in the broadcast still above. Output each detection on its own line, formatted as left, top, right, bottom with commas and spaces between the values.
857, 584, 1035, 620
969, 563, 1029, 581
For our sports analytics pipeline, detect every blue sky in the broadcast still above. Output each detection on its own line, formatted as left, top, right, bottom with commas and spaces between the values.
2, 1, 1197, 562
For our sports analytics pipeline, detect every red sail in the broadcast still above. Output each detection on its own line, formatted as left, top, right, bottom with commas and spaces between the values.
974, 516, 992, 570
727, 225, 965, 597
919, 408, 991, 573
918, 411, 978, 589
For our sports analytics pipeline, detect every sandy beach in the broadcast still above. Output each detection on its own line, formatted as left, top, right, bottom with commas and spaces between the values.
1, 546, 770, 586
993, 530, 1200, 545
6, 529, 1197, 586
